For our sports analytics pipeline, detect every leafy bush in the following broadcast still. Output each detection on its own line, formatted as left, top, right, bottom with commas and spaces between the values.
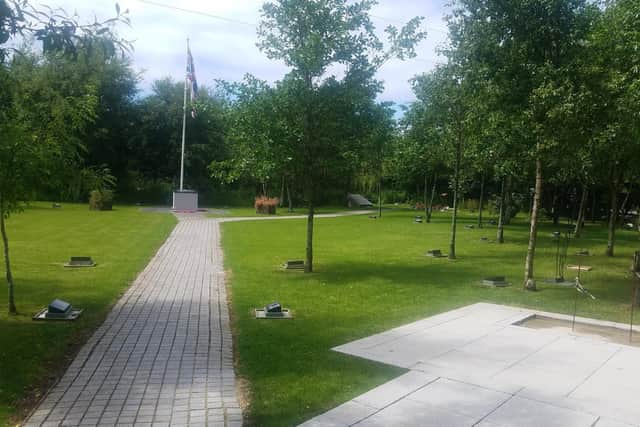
255, 196, 278, 215
89, 189, 114, 211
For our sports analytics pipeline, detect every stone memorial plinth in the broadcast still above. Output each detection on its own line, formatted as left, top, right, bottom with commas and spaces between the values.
172, 190, 198, 211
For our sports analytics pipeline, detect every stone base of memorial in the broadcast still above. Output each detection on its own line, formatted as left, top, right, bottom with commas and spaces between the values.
172, 190, 198, 211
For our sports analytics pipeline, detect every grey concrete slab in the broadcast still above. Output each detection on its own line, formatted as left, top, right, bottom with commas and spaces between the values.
479, 396, 598, 427
356, 398, 476, 427
353, 371, 437, 409
406, 378, 510, 419
298, 401, 377, 427
302, 303, 640, 427
24, 215, 242, 426
592, 417, 638, 427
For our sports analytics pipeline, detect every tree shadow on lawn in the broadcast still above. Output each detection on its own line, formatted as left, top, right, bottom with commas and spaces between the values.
289, 254, 633, 312
0, 274, 122, 423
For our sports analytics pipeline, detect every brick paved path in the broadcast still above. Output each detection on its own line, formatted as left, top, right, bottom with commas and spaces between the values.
26, 215, 242, 426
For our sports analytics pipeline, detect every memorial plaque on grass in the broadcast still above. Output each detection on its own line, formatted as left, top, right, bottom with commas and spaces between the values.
255, 302, 292, 319
33, 299, 83, 321
426, 249, 443, 258
283, 260, 305, 270
481, 276, 510, 287
64, 256, 96, 268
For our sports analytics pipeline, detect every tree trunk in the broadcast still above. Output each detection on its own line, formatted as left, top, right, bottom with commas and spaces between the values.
286, 180, 293, 212
524, 156, 543, 291
503, 176, 513, 225
574, 185, 588, 238
302, 69, 314, 272
378, 176, 383, 218
423, 172, 428, 220
606, 182, 618, 257
449, 140, 461, 260
279, 176, 285, 207
591, 190, 597, 223
1, 205, 16, 314
478, 172, 485, 228
618, 188, 631, 227
427, 173, 437, 223
305, 202, 314, 273
497, 177, 506, 244
551, 187, 560, 226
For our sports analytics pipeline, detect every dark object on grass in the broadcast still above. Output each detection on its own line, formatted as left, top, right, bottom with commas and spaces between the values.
482, 276, 510, 287
488, 220, 497, 225
283, 260, 304, 270
33, 299, 83, 321
480, 237, 488, 241
347, 193, 373, 208
576, 249, 590, 256
415, 216, 423, 223
369, 215, 377, 219
52, 203, 61, 208
465, 224, 475, 229
64, 256, 96, 268
266, 302, 282, 313
255, 307, 292, 319
426, 249, 443, 258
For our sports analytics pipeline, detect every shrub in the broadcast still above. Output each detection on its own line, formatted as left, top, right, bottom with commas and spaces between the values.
255, 196, 279, 215
89, 189, 114, 211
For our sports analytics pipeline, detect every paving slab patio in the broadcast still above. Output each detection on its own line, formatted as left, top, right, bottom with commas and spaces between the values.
300, 303, 640, 427
25, 214, 242, 426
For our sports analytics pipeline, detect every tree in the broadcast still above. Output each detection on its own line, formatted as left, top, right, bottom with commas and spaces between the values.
0, 1, 128, 314
128, 78, 228, 202
397, 97, 446, 223
211, 75, 291, 196
257, 0, 426, 272
581, 0, 640, 256
1, 52, 99, 313
412, 65, 476, 260
448, 0, 596, 289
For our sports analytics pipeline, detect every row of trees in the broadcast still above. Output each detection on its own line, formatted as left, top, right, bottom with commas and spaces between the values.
2, 0, 639, 313
398, 0, 640, 289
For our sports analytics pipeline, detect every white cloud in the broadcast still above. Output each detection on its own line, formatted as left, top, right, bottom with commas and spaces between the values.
41, 0, 451, 104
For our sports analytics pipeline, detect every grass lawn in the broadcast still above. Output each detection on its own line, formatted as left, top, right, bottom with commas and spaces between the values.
221, 209, 640, 426
207, 205, 357, 218
0, 203, 176, 426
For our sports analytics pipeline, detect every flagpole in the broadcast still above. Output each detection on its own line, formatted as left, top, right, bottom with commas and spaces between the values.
179, 38, 189, 191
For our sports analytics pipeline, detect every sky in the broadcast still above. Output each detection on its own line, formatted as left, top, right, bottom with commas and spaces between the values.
43, 0, 451, 108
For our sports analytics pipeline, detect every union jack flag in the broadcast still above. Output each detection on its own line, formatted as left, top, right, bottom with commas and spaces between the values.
187, 46, 198, 117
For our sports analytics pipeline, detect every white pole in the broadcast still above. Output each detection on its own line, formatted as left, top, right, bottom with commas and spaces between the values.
179, 38, 189, 191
